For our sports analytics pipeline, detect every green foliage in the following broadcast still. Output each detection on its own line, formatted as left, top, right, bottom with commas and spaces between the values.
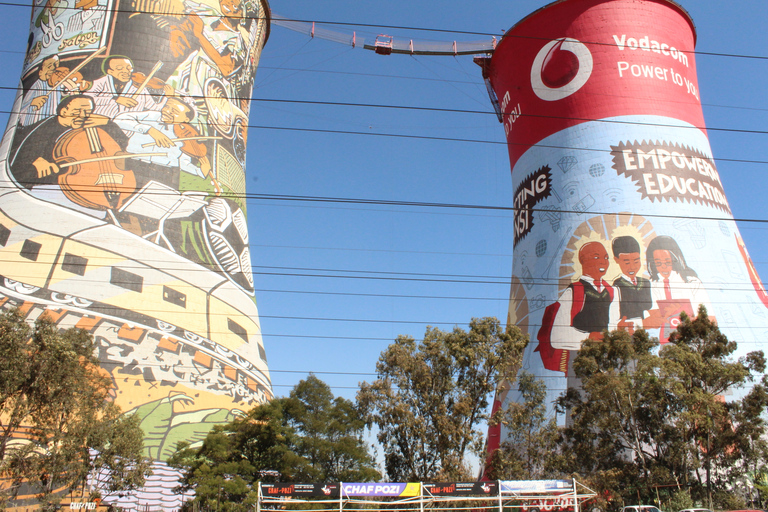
0, 308, 150, 510
170, 376, 379, 512
283, 375, 380, 482
558, 306, 768, 508
712, 490, 746, 510
486, 370, 560, 480
666, 489, 694, 512
358, 317, 528, 481
87, 406, 153, 499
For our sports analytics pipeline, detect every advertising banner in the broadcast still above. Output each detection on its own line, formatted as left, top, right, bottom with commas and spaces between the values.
500, 480, 573, 493
261, 483, 340, 497
424, 481, 499, 496
487, 0, 768, 427
342, 483, 421, 497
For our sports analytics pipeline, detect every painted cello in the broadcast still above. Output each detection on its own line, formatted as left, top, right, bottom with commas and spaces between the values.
52, 125, 137, 211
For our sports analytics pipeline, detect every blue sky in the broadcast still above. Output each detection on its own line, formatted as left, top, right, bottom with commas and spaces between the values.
0, 0, 766, 405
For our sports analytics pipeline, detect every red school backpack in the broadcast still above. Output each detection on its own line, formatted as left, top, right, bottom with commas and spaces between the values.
535, 280, 613, 375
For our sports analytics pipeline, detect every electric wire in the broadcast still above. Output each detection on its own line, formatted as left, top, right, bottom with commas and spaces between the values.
1, 58, 768, 119
0, 1, 766, 62
0, 4, 766, 391
50, 371, 768, 394
1, 87, 767, 142
2, 259, 766, 291
0, 182, 764, 225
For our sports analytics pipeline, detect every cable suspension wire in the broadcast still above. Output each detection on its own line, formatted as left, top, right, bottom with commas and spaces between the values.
267, 14, 768, 61
271, 15, 497, 56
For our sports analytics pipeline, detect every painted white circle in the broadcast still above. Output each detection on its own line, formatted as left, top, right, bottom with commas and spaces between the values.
531, 37, 593, 101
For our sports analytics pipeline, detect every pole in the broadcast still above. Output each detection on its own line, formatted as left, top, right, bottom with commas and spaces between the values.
572, 479, 579, 512
707, 407, 712, 510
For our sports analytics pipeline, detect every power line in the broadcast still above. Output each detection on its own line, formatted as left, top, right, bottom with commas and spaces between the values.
0, 2, 766, 62
2, 249, 767, 292
2, 86, 767, 142
254, 65, 768, 114
0, 289, 763, 327
72, 369, 768, 394
0, 177, 766, 225
244, 124, 768, 166
0, 57, 766, 119
7, 263, 764, 292
0, 112, 765, 170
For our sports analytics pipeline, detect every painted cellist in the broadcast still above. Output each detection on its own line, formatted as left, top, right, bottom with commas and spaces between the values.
10, 95, 141, 217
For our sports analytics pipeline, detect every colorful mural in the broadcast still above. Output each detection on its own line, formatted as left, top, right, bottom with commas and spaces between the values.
481, 0, 768, 456
0, 0, 272, 507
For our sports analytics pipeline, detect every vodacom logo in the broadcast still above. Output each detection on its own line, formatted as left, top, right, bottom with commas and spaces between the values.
531, 37, 593, 101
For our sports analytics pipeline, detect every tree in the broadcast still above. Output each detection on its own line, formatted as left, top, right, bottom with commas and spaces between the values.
86, 406, 153, 501
663, 308, 768, 507
283, 374, 380, 482
0, 308, 150, 510
169, 399, 294, 512
558, 307, 768, 508
170, 376, 379, 512
486, 370, 560, 480
357, 317, 528, 481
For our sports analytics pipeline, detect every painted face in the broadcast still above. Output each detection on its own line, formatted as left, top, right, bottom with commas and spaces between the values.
219, 0, 242, 19
615, 252, 641, 279
161, 100, 190, 124
107, 58, 133, 83
579, 242, 609, 280
59, 97, 94, 128
39, 56, 58, 81
653, 249, 673, 279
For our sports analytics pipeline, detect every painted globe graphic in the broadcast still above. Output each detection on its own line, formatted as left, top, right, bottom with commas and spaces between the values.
588, 163, 605, 177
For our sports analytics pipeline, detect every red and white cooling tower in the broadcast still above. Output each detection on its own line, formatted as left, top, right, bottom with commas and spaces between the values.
483, 0, 768, 453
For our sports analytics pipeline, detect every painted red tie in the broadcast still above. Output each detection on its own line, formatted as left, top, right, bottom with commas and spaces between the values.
664, 278, 672, 300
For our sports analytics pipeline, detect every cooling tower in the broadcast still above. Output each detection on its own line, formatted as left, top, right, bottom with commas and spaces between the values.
482, 0, 768, 452
0, 0, 271, 507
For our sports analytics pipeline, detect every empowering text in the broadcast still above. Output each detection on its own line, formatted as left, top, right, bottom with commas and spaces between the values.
611, 140, 730, 215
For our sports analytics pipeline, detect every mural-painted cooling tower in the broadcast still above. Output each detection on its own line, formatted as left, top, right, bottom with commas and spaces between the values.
484, 0, 768, 444
0, 0, 272, 506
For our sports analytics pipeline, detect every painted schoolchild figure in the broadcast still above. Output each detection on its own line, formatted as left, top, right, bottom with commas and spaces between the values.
550, 241, 628, 350
643, 235, 712, 332
611, 235, 653, 328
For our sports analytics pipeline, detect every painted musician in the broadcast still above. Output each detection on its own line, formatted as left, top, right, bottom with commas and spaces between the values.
166, 0, 251, 118
19, 55, 60, 126
18, 55, 89, 126
86, 55, 167, 119
169, 0, 248, 78
113, 97, 218, 192
9, 95, 130, 215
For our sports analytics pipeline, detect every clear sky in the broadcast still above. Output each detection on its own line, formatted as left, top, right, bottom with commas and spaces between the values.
0, 0, 766, 406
